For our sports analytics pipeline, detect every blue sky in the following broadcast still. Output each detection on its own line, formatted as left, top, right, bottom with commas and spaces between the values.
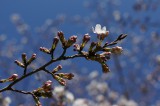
0, 0, 160, 105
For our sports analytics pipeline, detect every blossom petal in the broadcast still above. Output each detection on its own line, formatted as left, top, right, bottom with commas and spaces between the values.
95, 24, 102, 33
102, 26, 106, 31
92, 27, 96, 33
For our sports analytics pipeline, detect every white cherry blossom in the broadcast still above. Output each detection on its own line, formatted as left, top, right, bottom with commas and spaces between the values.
92, 24, 109, 35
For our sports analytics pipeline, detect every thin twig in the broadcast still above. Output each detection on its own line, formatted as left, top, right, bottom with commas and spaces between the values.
10, 88, 32, 95
23, 66, 27, 75
0, 53, 85, 92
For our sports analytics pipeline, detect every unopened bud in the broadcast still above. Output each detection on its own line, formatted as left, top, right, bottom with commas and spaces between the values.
40, 47, 51, 54
27, 53, 36, 65
111, 46, 123, 54
83, 33, 90, 43
53, 75, 66, 86
80, 34, 90, 50
57, 31, 64, 40
66, 35, 77, 48
57, 65, 62, 70
57, 31, 66, 47
15, 60, 25, 68
52, 65, 62, 73
42, 80, 52, 92
51, 37, 59, 52
55, 73, 74, 80
8, 74, 18, 81
22, 53, 27, 64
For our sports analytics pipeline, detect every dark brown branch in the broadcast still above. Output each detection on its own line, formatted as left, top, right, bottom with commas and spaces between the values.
0, 53, 85, 93
10, 88, 32, 95
23, 66, 27, 75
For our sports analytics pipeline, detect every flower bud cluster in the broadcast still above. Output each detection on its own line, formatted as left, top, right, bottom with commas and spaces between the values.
72, 24, 126, 73
15, 53, 36, 68
86, 52, 111, 73
33, 80, 53, 98
57, 31, 78, 48
39, 37, 60, 59
0, 24, 127, 106
51, 65, 74, 86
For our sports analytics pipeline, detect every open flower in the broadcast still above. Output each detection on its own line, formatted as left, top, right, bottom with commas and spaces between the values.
92, 24, 109, 35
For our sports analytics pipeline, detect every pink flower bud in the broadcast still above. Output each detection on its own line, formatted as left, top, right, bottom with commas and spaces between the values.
57, 31, 66, 47
57, 65, 62, 70
42, 80, 52, 92
80, 34, 91, 51
66, 35, 77, 47
83, 33, 90, 42
52, 65, 62, 73
53, 37, 59, 43
8, 74, 18, 81
32, 53, 36, 59
59, 79, 66, 86
27, 53, 36, 65
70, 35, 77, 42
51, 37, 59, 52
57, 31, 64, 38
